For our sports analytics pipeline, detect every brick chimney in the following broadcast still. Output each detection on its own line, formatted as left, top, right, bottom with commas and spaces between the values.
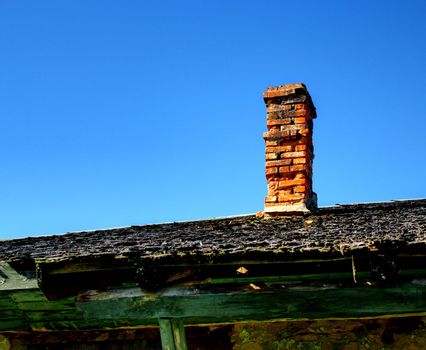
263, 83, 317, 214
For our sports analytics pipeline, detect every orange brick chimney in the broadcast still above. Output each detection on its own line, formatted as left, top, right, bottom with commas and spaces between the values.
263, 83, 317, 214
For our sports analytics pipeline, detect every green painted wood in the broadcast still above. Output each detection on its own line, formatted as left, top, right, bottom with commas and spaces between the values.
171, 319, 188, 350
203, 272, 371, 285
17, 300, 76, 311
158, 319, 188, 350
25, 310, 85, 322
10, 290, 47, 302
0, 263, 37, 291
0, 319, 26, 331
4, 277, 426, 331
159, 319, 176, 350
70, 283, 426, 326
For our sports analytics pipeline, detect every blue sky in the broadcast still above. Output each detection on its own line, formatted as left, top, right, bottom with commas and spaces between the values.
1, 0, 425, 238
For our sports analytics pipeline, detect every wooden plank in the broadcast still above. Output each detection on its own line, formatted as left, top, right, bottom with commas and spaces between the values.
75, 283, 426, 325
159, 319, 188, 350
171, 319, 188, 350
4, 277, 426, 330
0, 319, 27, 331
159, 319, 176, 350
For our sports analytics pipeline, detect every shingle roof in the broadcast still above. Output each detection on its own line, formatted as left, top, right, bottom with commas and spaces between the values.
1, 199, 425, 265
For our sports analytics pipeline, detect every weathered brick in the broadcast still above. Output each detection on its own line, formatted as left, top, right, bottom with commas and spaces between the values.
278, 166, 290, 174
266, 145, 293, 153
290, 164, 307, 172
294, 103, 308, 110
293, 186, 307, 193
278, 193, 305, 202
267, 108, 308, 117
293, 157, 306, 164
265, 153, 279, 160
299, 128, 310, 137
266, 140, 280, 146
266, 159, 292, 167
263, 88, 296, 99
266, 167, 278, 177
263, 130, 298, 140
295, 145, 307, 151
265, 195, 278, 203
282, 151, 307, 159
267, 119, 292, 127
265, 202, 284, 208
278, 179, 307, 189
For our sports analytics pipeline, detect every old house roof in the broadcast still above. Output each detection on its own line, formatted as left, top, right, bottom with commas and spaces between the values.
1, 198, 425, 265
0, 198, 426, 332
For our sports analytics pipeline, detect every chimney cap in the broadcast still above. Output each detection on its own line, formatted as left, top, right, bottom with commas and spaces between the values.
263, 83, 307, 100
263, 83, 316, 119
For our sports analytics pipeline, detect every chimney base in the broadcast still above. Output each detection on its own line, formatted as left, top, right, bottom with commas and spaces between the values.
264, 192, 317, 214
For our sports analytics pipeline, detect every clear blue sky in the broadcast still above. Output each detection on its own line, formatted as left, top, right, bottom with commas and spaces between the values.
1, 0, 425, 238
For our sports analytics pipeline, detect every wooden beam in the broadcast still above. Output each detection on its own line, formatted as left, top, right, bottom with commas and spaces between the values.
4, 279, 426, 331
159, 319, 188, 350
0, 263, 37, 291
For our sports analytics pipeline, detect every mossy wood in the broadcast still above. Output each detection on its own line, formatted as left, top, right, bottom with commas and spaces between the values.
2, 279, 426, 331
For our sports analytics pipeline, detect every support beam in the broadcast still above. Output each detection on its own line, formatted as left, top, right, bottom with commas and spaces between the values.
159, 319, 188, 350
4, 280, 426, 331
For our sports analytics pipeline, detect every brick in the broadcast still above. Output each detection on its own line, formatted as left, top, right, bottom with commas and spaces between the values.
294, 117, 307, 124
294, 103, 308, 110
266, 146, 293, 153
263, 88, 296, 99
278, 193, 305, 201
295, 145, 307, 151
265, 153, 278, 160
265, 202, 283, 208
293, 157, 306, 164
280, 124, 300, 132
265, 141, 280, 146
264, 130, 298, 140
267, 109, 307, 117
278, 166, 290, 174
290, 164, 307, 172
266, 167, 278, 177
299, 128, 310, 137
265, 195, 278, 203
266, 159, 292, 167
293, 186, 307, 193
282, 151, 306, 159
267, 119, 292, 127
278, 179, 307, 189
266, 105, 293, 113
267, 180, 279, 190
266, 83, 303, 91
267, 190, 279, 196
266, 106, 285, 113
278, 189, 292, 195
281, 95, 308, 104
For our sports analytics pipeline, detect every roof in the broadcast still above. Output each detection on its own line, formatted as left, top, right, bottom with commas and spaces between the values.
1, 198, 426, 324
1, 198, 426, 265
